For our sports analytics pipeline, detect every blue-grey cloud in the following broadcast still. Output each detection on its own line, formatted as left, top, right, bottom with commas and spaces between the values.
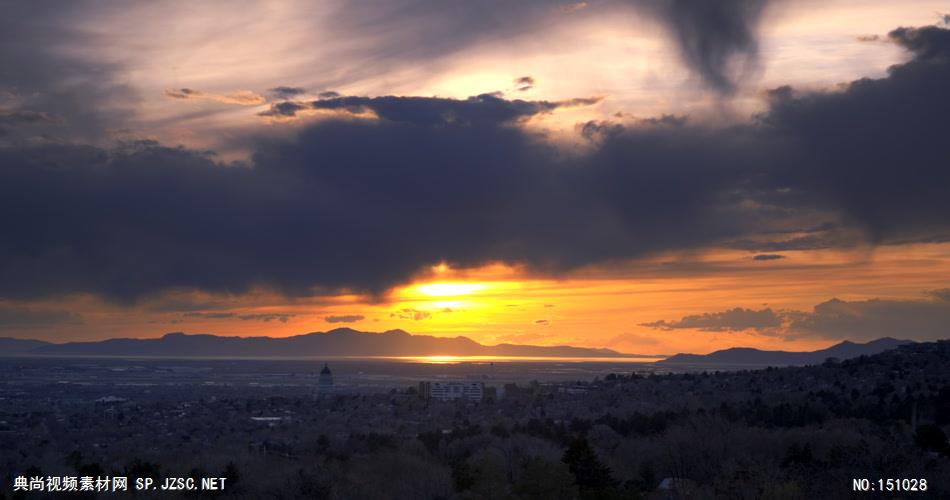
184, 311, 295, 322
259, 93, 602, 123
787, 296, 950, 341
642, 289, 950, 341
325, 314, 366, 323
269, 86, 307, 99
237, 313, 294, 323
641, 307, 783, 332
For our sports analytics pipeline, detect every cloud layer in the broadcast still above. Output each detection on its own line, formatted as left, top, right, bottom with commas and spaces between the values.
642, 289, 950, 341
0, 306, 82, 328
183, 312, 295, 323
306, 0, 769, 95
0, 2, 136, 143
0, 25, 948, 304
325, 314, 366, 324
640, 307, 783, 332
165, 88, 266, 106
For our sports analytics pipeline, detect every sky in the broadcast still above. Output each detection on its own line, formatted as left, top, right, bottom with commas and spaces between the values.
1, 0, 949, 355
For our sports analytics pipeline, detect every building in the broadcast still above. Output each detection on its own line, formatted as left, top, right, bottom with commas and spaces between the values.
502, 383, 535, 399
418, 381, 484, 401
318, 363, 334, 396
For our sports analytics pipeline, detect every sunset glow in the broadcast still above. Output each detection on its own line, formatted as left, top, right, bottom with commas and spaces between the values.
414, 283, 489, 298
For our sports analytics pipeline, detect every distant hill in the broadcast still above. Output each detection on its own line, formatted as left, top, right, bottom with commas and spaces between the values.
18, 328, 630, 358
659, 337, 913, 367
0, 337, 51, 355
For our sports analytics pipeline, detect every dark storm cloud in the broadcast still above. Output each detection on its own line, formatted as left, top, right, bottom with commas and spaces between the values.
0, 110, 758, 301
0, 306, 82, 328
325, 314, 366, 324
656, 0, 768, 93
760, 26, 950, 245
640, 307, 783, 332
890, 24, 950, 59
752, 254, 785, 261
1, 25, 949, 303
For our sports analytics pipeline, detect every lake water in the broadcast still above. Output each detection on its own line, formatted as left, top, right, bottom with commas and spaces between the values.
0, 355, 671, 393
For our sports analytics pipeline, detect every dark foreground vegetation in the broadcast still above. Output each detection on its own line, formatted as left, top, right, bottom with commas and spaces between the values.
3, 341, 950, 499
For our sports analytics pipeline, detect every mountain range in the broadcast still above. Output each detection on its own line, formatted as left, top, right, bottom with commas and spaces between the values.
0, 331, 913, 364
0, 328, 629, 358
0, 337, 53, 355
659, 337, 913, 366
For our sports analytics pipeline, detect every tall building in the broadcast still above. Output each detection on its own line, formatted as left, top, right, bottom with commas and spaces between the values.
318, 363, 334, 396
418, 381, 483, 401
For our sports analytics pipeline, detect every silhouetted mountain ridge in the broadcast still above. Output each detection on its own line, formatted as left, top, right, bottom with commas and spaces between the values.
20, 328, 632, 358
660, 337, 913, 366
0, 337, 52, 354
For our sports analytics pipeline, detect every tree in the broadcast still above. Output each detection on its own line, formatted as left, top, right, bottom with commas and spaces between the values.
451, 460, 476, 493
562, 437, 615, 493
514, 457, 578, 500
